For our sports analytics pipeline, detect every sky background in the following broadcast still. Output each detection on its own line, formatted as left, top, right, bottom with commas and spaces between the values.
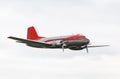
0, 0, 120, 79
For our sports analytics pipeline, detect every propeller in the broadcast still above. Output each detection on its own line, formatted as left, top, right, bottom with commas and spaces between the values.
62, 44, 64, 52
61, 43, 66, 52
85, 45, 89, 53
60, 41, 67, 52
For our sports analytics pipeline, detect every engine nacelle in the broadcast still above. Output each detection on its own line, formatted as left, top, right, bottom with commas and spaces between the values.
68, 45, 86, 50
51, 40, 62, 46
68, 46, 82, 50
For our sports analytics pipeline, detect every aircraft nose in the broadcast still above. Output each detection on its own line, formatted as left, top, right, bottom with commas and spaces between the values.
82, 38, 90, 44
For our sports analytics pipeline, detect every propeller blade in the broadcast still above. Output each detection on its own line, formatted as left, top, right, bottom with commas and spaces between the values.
86, 45, 88, 53
62, 45, 64, 52
61, 43, 66, 52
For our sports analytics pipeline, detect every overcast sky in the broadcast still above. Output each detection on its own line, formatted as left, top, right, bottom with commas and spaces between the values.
0, 0, 120, 79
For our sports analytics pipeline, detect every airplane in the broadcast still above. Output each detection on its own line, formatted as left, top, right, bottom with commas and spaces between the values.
8, 26, 109, 52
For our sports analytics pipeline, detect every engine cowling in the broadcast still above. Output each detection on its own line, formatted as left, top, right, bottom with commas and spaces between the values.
68, 45, 86, 50
68, 46, 82, 50
51, 40, 62, 46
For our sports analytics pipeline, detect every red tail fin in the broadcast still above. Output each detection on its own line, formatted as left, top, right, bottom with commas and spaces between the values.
27, 26, 44, 40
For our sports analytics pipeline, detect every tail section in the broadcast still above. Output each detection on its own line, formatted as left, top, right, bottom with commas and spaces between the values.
27, 26, 44, 40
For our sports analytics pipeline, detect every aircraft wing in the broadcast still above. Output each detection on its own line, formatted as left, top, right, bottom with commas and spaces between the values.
8, 36, 51, 48
87, 45, 109, 48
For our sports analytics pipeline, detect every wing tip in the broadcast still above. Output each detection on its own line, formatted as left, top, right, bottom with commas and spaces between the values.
8, 36, 12, 38
88, 45, 110, 48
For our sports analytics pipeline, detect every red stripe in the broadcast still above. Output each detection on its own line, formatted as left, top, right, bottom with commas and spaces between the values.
45, 34, 85, 42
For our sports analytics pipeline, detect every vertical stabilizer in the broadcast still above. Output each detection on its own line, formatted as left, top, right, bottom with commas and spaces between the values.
27, 26, 44, 40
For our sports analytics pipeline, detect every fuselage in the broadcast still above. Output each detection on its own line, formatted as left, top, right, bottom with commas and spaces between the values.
33, 34, 90, 50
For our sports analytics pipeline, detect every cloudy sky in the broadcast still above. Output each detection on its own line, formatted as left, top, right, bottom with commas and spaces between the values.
0, 0, 120, 79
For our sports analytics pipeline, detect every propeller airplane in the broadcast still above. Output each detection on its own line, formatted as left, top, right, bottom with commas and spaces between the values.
8, 26, 109, 52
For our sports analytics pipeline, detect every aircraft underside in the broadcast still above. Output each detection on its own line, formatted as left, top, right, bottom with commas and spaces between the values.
26, 41, 87, 50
